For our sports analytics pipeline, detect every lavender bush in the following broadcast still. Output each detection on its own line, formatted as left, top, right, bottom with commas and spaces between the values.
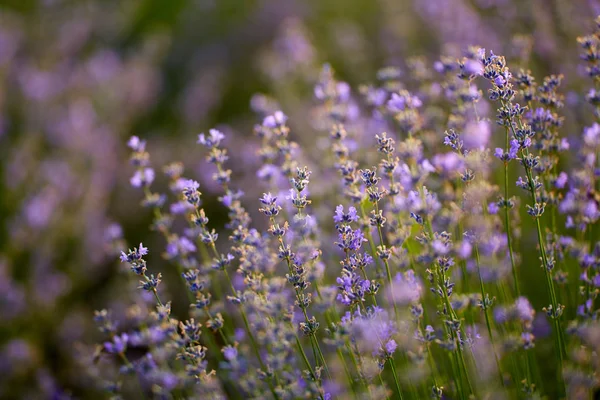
2, 1, 600, 399
87, 20, 600, 400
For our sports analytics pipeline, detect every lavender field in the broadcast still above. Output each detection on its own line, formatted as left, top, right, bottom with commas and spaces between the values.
1, 1, 600, 399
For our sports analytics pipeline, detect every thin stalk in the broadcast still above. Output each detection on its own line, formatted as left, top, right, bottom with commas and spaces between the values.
388, 358, 404, 400
295, 333, 325, 400
220, 266, 279, 400
426, 221, 474, 399
373, 201, 400, 319
502, 156, 521, 297
313, 282, 358, 396
360, 202, 385, 277
474, 244, 504, 386
501, 99, 566, 382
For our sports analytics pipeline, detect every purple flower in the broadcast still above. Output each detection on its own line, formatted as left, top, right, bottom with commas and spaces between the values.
463, 59, 484, 76
514, 297, 535, 322
389, 270, 422, 304
431, 240, 449, 255
220, 190, 243, 208
521, 332, 535, 349
488, 202, 499, 214
463, 120, 491, 150
566, 216, 575, 229
494, 306, 508, 324
387, 92, 406, 112
333, 205, 359, 224
350, 229, 367, 251
262, 110, 287, 128
494, 75, 506, 87
384, 339, 398, 355
127, 136, 145, 151
584, 123, 600, 146
197, 129, 225, 148
223, 345, 238, 361
259, 192, 277, 206
336, 82, 351, 102
366, 87, 387, 106
166, 237, 196, 258
508, 139, 520, 159
159, 373, 178, 390
120, 243, 148, 263
554, 172, 568, 189
432, 152, 464, 174
457, 240, 472, 259
584, 200, 599, 220
104, 333, 128, 354
494, 148, 504, 159
182, 180, 201, 205
387, 92, 422, 113
170, 201, 194, 215
130, 168, 155, 188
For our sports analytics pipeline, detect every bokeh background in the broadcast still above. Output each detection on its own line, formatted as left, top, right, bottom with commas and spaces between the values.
0, 0, 599, 398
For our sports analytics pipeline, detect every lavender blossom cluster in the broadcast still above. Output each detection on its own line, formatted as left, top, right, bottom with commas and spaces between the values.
85, 17, 600, 400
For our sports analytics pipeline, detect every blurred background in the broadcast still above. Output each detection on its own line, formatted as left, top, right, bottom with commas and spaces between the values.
0, 0, 598, 398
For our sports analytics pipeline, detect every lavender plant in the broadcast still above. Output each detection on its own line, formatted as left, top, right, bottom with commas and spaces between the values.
86, 15, 600, 398
4, 2, 600, 399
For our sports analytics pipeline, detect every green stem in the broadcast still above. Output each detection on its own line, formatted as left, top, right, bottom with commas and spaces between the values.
295, 334, 325, 400
388, 358, 404, 400
503, 159, 521, 297
373, 202, 400, 319
474, 245, 504, 386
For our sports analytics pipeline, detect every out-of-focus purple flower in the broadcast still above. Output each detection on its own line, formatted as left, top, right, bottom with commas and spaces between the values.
384, 339, 397, 356
262, 110, 288, 128
130, 168, 155, 188
197, 129, 225, 148
494, 306, 507, 324
432, 152, 464, 174
584, 200, 599, 220
170, 201, 194, 215
566, 216, 575, 229
488, 202, 499, 214
554, 172, 568, 189
457, 240, 472, 259
159, 373, 179, 390
336, 82, 351, 102
388, 270, 422, 304
365, 87, 387, 106
514, 297, 535, 322
104, 333, 128, 354
387, 92, 422, 112
127, 136, 146, 151
220, 190, 244, 208
463, 120, 491, 150
494, 148, 504, 159
223, 345, 238, 361
463, 59, 484, 76
431, 240, 449, 255
583, 123, 600, 147
166, 237, 196, 258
